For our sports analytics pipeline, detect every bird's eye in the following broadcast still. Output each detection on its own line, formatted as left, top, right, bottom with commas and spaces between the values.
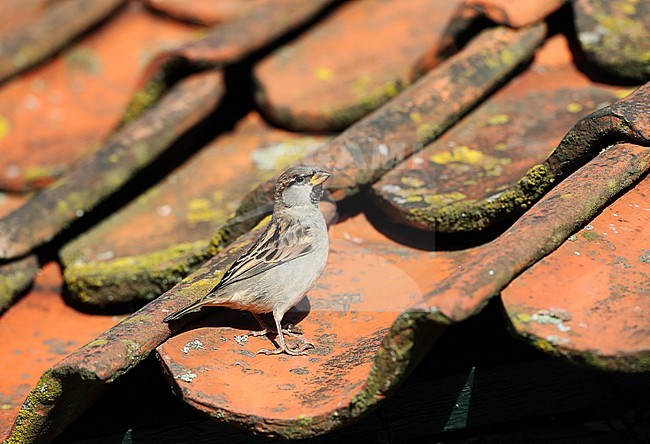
294, 176, 305, 184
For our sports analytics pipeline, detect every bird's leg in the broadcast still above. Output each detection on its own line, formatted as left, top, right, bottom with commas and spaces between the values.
257, 312, 314, 356
248, 313, 302, 337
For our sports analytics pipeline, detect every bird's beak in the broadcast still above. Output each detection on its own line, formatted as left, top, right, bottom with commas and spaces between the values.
310, 171, 332, 186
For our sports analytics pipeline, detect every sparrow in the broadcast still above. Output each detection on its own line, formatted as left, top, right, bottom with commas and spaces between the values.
164, 165, 331, 356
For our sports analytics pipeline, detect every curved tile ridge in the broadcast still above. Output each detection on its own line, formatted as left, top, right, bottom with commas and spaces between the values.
425, 143, 650, 322
121, 0, 339, 125
0, 0, 126, 83
383, 82, 650, 232
412, 0, 564, 77
4, 220, 266, 443
0, 71, 224, 261
0, 255, 38, 314
370, 34, 626, 232
503, 155, 650, 372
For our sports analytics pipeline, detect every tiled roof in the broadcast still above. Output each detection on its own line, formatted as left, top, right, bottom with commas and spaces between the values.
0, 0, 648, 442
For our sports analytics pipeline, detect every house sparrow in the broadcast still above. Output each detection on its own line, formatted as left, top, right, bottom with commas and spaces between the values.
164, 165, 331, 356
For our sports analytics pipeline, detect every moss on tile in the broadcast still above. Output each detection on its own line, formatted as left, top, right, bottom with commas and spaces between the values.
64, 240, 212, 307
581, 231, 602, 241
576, 0, 650, 81
403, 163, 555, 231
326, 80, 405, 131
0, 257, 39, 313
120, 76, 166, 126
5, 371, 63, 444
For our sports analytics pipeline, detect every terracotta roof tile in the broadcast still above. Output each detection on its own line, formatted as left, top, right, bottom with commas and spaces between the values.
253, 0, 462, 131
573, 0, 650, 82
503, 170, 650, 371
0, 1, 197, 192
0, 0, 648, 441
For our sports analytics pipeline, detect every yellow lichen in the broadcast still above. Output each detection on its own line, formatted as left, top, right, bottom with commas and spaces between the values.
423, 192, 466, 206
487, 114, 510, 125
416, 123, 437, 141
500, 49, 515, 66
533, 338, 557, 354
409, 112, 422, 123
315, 66, 333, 81
400, 176, 425, 188
430, 146, 485, 165
566, 102, 583, 113
0, 115, 11, 142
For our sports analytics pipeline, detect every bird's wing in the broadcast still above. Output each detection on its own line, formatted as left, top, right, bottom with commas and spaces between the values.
163, 219, 315, 323
212, 218, 314, 291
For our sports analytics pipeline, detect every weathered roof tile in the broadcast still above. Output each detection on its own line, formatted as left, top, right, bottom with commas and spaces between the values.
573, 0, 650, 82
0, 2, 197, 192
253, 0, 462, 131
0, 1, 649, 441
372, 34, 624, 231
502, 169, 650, 372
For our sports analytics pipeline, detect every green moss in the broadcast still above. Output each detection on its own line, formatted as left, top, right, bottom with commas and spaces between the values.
64, 240, 211, 306
581, 231, 602, 241
65, 47, 103, 74
415, 122, 440, 142
6, 371, 63, 443
326, 80, 405, 130
85, 338, 108, 348
297, 415, 314, 427
120, 79, 166, 126
0, 261, 37, 312
404, 164, 555, 231
422, 192, 467, 207
579, 350, 650, 372
0, 271, 25, 303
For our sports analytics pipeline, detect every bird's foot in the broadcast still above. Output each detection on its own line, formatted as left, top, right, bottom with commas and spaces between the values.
247, 328, 268, 337
257, 340, 314, 356
283, 323, 304, 335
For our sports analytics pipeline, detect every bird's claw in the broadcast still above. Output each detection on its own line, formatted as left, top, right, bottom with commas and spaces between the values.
283, 323, 303, 335
257, 341, 314, 356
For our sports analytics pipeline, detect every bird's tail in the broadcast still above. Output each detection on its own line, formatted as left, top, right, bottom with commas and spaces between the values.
163, 300, 204, 323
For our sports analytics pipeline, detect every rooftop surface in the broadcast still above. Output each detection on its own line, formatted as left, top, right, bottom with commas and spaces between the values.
0, 0, 648, 442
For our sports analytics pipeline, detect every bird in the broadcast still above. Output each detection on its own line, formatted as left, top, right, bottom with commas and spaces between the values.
164, 165, 331, 356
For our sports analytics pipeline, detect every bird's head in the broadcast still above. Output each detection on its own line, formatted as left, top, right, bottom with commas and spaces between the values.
274, 165, 332, 209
